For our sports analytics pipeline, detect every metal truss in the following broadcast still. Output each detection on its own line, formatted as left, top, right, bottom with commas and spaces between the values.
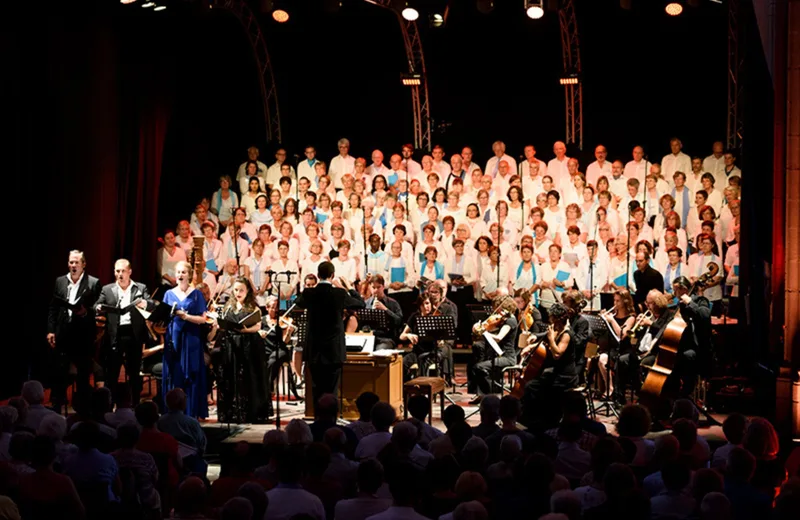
214, 0, 282, 143
727, 0, 743, 150
372, 1, 432, 151
558, 0, 584, 150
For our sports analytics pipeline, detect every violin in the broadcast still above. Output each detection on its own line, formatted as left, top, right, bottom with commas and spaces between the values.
472, 308, 511, 338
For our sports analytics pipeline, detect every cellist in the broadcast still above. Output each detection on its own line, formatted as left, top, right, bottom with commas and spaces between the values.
468, 295, 519, 404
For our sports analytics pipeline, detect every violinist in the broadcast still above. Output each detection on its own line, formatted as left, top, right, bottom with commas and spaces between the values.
561, 290, 591, 385
514, 288, 546, 339
213, 277, 271, 423
597, 289, 636, 403
519, 302, 577, 428
468, 295, 519, 404
399, 293, 438, 380
259, 296, 296, 402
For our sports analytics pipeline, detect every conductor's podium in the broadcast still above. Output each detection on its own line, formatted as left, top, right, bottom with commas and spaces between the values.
304, 351, 404, 419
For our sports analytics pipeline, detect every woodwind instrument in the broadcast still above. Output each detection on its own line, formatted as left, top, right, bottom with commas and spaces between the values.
191, 235, 205, 286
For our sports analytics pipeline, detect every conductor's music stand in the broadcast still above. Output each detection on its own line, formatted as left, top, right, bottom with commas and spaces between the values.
355, 308, 390, 337
582, 313, 618, 418
413, 315, 458, 406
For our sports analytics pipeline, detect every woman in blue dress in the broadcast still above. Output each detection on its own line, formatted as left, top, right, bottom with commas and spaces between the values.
162, 260, 209, 419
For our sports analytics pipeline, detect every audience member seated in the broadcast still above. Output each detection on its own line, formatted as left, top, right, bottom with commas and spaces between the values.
584, 463, 650, 520
459, 437, 489, 474
406, 395, 444, 450
68, 388, 117, 449
346, 392, 379, 441
62, 421, 121, 514
428, 405, 467, 458
17, 435, 84, 520
208, 441, 270, 509
485, 435, 521, 489
452, 501, 488, 520
309, 394, 358, 456
334, 459, 392, 520
649, 459, 695, 520
550, 489, 581, 520
0, 407, 17, 461
615, 404, 655, 467
553, 419, 591, 484
355, 402, 396, 460
485, 396, 536, 462
322, 428, 358, 497
440, 471, 489, 520
104, 383, 136, 429
574, 437, 625, 511
419, 456, 461, 519
303, 442, 344, 519
671, 399, 711, 467
134, 401, 181, 492
265, 445, 325, 520
392, 421, 433, 470
742, 417, 786, 500
111, 422, 161, 515
712, 413, 748, 470
286, 418, 314, 446
691, 467, 724, 515
235, 481, 268, 520
365, 461, 428, 520
5, 432, 34, 477
20, 381, 58, 433
471, 395, 500, 440
158, 389, 208, 476
220, 496, 252, 520
723, 446, 772, 520
172, 476, 212, 519
545, 392, 605, 450
642, 434, 682, 497
37, 414, 77, 469
254, 429, 288, 483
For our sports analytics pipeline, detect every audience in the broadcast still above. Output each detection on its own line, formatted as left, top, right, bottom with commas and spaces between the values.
334, 458, 392, 520
355, 402, 396, 460
264, 445, 324, 520
17, 435, 84, 520
20, 381, 59, 432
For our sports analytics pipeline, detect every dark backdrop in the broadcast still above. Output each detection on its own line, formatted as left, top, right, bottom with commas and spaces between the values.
10, 0, 772, 397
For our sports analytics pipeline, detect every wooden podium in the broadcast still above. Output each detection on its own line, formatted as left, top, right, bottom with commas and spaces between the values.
305, 352, 404, 420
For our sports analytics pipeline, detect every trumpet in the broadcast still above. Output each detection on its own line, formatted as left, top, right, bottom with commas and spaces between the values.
627, 310, 653, 343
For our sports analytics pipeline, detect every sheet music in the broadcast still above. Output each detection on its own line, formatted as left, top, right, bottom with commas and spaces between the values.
601, 315, 620, 344
483, 331, 503, 356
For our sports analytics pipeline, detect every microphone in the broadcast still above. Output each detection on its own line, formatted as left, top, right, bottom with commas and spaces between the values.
265, 270, 277, 276
281, 270, 298, 275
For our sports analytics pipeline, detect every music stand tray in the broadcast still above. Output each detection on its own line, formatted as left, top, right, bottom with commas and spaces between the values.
415, 315, 457, 342
355, 309, 389, 331
582, 312, 618, 418
289, 308, 308, 349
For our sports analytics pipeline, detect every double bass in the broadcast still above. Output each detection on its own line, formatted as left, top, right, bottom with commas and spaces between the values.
639, 263, 719, 402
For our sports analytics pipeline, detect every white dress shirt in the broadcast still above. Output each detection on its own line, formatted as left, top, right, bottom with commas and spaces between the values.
116, 282, 134, 326
66, 272, 85, 318
297, 158, 318, 185
547, 156, 571, 186
432, 160, 451, 178
485, 154, 518, 178
688, 253, 723, 301
661, 152, 692, 187
623, 159, 652, 185
703, 154, 726, 186
586, 160, 612, 188
330, 154, 356, 189
607, 174, 630, 200
724, 243, 740, 297
265, 162, 296, 189
576, 256, 609, 310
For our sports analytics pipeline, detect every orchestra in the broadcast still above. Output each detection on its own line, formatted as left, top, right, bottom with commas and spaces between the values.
51, 139, 725, 427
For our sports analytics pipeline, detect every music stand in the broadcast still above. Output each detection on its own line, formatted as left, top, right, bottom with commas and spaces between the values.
413, 315, 458, 405
583, 313, 618, 418
355, 308, 389, 332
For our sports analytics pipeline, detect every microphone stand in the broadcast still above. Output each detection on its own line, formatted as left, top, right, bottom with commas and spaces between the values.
405, 167, 410, 215
626, 201, 634, 294
363, 205, 369, 283
293, 154, 300, 204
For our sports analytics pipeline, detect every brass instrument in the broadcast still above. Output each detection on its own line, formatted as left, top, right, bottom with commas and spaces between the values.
191, 235, 205, 286
627, 310, 653, 345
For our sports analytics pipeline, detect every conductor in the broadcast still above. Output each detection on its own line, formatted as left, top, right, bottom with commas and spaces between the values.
295, 261, 365, 410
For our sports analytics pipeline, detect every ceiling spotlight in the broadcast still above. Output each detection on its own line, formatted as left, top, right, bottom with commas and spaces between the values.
120, 0, 138, 4
273, 9, 289, 22
142, 2, 155, 7
430, 13, 444, 28
402, 8, 419, 21
153, 5, 166, 11
526, 1, 544, 20
401, 73, 422, 86
665, 2, 683, 16
559, 73, 579, 85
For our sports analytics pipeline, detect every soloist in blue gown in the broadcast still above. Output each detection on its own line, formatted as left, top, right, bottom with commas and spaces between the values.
163, 288, 209, 419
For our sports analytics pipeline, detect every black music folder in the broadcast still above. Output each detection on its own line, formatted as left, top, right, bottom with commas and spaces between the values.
100, 298, 144, 315
138, 301, 176, 324
216, 309, 262, 331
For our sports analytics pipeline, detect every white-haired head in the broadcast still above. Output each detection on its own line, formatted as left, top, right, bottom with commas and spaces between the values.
285, 419, 312, 445
37, 414, 68, 441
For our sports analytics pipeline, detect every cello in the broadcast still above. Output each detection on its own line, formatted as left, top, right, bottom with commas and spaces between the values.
638, 263, 719, 404
510, 328, 551, 399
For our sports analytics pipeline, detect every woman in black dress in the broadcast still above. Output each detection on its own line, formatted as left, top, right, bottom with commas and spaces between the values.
399, 294, 438, 380
214, 277, 271, 423
597, 289, 635, 400
520, 303, 579, 429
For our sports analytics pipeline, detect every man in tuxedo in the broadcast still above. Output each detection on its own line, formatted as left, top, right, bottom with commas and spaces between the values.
46, 250, 102, 411
294, 261, 365, 411
561, 289, 591, 385
94, 259, 154, 401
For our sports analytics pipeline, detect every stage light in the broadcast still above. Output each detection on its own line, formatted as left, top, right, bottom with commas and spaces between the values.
154, 5, 166, 11
526, 1, 544, 20
559, 73, 579, 85
430, 13, 444, 28
120, 0, 138, 4
665, 2, 683, 16
402, 7, 419, 21
401, 73, 422, 86
273, 9, 289, 22
142, 2, 155, 7
477, 0, 494, 14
